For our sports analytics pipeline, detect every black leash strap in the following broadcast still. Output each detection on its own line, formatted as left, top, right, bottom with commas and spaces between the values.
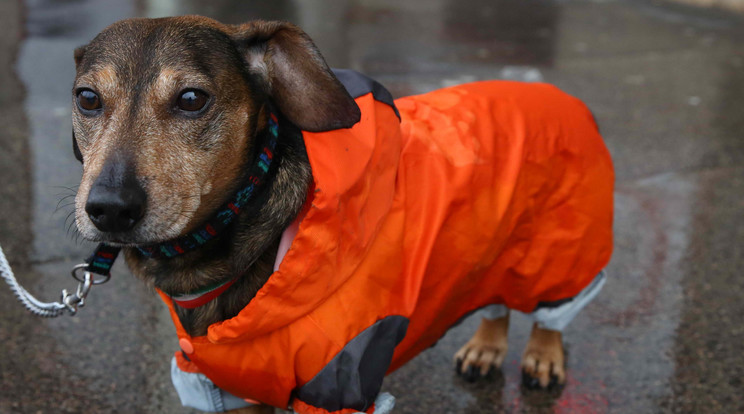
85, 243, 121, 276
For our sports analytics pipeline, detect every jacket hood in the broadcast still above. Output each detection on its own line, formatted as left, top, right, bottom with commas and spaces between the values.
206, 93, 402, 343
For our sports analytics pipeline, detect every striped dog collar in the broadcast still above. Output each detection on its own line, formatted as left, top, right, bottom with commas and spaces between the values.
169, 277, 238, 309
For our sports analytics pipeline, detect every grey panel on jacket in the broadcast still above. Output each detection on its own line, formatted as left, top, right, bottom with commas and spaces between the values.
332, 69, 401, 119
295, 315, 409, 412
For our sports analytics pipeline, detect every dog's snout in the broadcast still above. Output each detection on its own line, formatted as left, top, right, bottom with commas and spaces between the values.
85, 182, 146, 233
85, 155, 146, 233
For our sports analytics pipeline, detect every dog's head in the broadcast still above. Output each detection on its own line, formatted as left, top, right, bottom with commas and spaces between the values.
72, 16, 359, 245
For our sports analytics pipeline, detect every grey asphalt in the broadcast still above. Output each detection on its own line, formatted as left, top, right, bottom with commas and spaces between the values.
1, 0, 743, 413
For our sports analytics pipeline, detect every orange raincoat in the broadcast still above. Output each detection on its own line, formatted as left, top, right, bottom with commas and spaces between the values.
162, 76, 614, 413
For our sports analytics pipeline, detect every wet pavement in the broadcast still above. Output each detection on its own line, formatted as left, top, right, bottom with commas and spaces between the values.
1, 0, 743, 412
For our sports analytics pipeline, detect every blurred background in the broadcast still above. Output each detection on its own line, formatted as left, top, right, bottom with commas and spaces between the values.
1, 0, 743, 412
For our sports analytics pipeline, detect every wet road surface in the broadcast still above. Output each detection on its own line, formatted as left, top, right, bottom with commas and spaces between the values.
1, 0, 743, 412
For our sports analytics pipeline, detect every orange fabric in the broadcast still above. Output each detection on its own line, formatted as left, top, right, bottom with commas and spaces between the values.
292, 399, 375, 414
163, 81, 614, 411
173, 349, 201, 374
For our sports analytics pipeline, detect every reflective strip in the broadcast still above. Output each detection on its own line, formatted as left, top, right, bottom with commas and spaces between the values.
171, 357, 255, 412
370, 392, 395, 414
532, 270, 607, 331
483, 304, 509, 320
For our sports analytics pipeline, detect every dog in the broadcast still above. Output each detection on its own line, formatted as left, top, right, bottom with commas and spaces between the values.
72, 16, 613, 414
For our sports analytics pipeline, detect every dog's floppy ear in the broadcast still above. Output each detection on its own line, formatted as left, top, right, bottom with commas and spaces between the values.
72, 130, 83, 163
232, 21, 360, 132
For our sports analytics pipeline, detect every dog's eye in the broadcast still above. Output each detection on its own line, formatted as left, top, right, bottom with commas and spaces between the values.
177, 89, 209, 112
77, 89, 102, 112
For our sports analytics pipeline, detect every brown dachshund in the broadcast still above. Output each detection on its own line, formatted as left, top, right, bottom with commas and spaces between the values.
72, 16, 611, 413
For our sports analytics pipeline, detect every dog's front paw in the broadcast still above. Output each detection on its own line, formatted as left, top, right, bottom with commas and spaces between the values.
521, 324, 565, 390
454, 316, 509, 382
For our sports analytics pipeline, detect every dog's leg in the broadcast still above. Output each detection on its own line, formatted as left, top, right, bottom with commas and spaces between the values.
521, 323, 565, 389
453, 312, 509, 381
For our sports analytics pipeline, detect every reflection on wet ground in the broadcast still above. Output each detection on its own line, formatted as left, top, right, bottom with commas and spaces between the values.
1, 0, 743, 412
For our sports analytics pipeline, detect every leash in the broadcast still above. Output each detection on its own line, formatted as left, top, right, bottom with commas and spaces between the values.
0, 243, 116, 317
2, 109, 280, 317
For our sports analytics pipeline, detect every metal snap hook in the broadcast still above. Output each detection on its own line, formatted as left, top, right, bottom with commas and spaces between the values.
71, 263, 111, 285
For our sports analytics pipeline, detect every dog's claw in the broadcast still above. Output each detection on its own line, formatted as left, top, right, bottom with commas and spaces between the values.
520, 325, 565, 390
455, 356, 499, 382
464, 364, 480, 382
521, 370, 564, 391
521, 369, 541, 389
548, 375, 563, 391
455, 358, 463, 374
454, 317, 509, 383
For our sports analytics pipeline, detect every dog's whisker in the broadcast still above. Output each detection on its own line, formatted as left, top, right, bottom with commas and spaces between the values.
71, 228, 83, 245
52, 185, 79, 198
64, 210, 77, 232
54, 201, 77, 214
51, 184, 80, 190
56, 193, 76, 203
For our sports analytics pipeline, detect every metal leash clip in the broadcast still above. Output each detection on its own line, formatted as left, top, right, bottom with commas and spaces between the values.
62, 264, 111, 314
2, 244, 118, 317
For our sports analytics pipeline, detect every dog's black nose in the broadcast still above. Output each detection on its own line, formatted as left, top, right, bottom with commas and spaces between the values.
85, 155, 146, 233
85, 182, 146, 233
